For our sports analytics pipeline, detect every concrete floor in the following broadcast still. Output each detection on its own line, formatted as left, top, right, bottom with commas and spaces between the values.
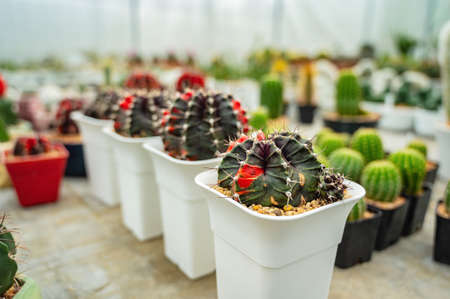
1, 123, 450, 299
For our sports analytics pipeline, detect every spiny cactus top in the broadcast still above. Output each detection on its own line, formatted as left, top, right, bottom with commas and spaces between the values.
351, 128, 384, 163
176, 72, 205, 92
389, 149, 426, 196
336, 70, 362, 116
55, 98, 84, 135
124, 72, 161, 91
0, 216, 18, 296
407, 139, 427, 159
13, 136, 51, 156
114, 90, 170, 137
361, 160, 402, 202
329, 148, 365, 182
218, 131, 346, 208
162, 89, 248, 160
84, 90, 120, 120
260, 74, 284, 119
316, 132, 346, 157
445, 181, 450, 213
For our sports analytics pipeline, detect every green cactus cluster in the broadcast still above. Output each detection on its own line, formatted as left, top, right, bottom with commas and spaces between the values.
260, 74, 284, 119
0, 216, 17, 296
218, 131, 346, 207
407, 139, 427, 159
445, 181, 450, 213
249, 107, 269, 132
316, 132, 346, 157
348, 199, 367, 222
336, 70, 362, 116
351, 128, 384, 163
389, 149, 426, 196
361, 160, 402, 202
329, 148, 365, 182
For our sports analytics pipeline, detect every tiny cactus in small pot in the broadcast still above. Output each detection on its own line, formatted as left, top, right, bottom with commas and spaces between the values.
407, 139, 427, 158
84, 90, 121, 120
329, 148, 365, 182
55, 98, 84, 135
176, 72, 205, 92
260, 74, 284, 119
351, 128, 384, 163
407, 139, 439, 185
297, 62, 317, 123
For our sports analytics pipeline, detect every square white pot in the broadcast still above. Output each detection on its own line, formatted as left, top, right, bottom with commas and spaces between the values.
71, 111, 119, 206
414, 108, 444, 137
103, 127, 162, 241
196, 170, 364, 299
379, 106, 415, 131
143, 142, 219, 279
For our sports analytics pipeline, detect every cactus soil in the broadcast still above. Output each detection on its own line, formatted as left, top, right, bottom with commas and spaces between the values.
402, 185, 432, 236
425, 160, 439, 185
434, 200, 450, 265
323, 112, 380, 134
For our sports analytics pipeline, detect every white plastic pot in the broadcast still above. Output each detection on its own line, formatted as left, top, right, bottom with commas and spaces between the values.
436, 122, 450, 179
143, 142, 220, 279
103, 127, 162, 241
379, 106, 415, 131
414, 108, 444, 137
362, 101, 385, 115
71, 111, 119, 206
196, 170, 364, 299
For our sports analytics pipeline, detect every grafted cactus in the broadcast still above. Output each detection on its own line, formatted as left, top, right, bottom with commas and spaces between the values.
162, 89, 248, 160
218, 131, 346, 208
84, 90, 120, 120
114, 90, 170, 137
124, 72, 161, 91
389, 149, 426, 196
361, 160, 402, 202
0, 216, 18, 296
336, 70, 362, 116
407, 139, 427, 159
13, 136, 51, 156
348, 199, 366, 222
439, 21, 450, 122
176, 72, 205, 92
351, 128, 384, 163
329, 148, 365, 182
55, 98, 84, 134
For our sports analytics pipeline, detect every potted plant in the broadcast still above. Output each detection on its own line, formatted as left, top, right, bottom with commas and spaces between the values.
103, 90, 169, 241
143, 89, 248, 279
323, 70, 380, 133
436, 21, 450, 179
1, 216, 42, 298
406, 139, 439, 185
389, 149, 430, 236
434, 181, 450, 265
414, 82, 443, 136
176, 72, 205, 92
71, 90, 121, 206
260, 74, 284, 119
248, 107, 269, 132
297, 61, 317, 123
195, 131, 362, 299
4, 136, 68, 206
124, 72, 161, 91
350, 128, 384, 163
48, 98, 86, 177
362, 160, 407, 250
315, 132, 346, 157
328, 148, 365, 182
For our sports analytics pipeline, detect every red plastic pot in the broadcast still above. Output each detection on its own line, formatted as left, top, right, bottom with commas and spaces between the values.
4, 144, 68, 206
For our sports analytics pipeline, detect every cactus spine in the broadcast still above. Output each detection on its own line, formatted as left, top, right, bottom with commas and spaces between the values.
329, 148, 365, 182
0, 216, 18, 296
260, 74, 284, 119
351, 128, 384, 163
348, 199, 366, 222
407, 139, 427, 159
218, 131, 346, 207
361, 160, 402, 202
336, 70, 362, 116
445, 181, 450, 213
316, 132, 346, 157
162, 90, 248, 160
389, 149, 426, 196
439, 21, 450, 122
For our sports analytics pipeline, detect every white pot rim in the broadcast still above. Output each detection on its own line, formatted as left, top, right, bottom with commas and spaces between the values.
142, 142, 221, 166
195, 169, 365, 222
103, 126, 160, 143
71, 111, 113, 128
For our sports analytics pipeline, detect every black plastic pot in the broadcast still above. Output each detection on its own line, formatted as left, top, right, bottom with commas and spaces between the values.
335, 207, 382, 268
323, 113, 380, 134
402, 185, 432, 236
297, 104, 317, 124
434, 200, 450, 265
64, 143, 86, 177
425, 161, 439, 186
368, 199, 410, 251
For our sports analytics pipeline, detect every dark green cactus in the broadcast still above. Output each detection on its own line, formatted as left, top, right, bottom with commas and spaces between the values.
249, 107, 269, 132
316, 132, 346, 157
351, 128, 384, 163
389, 149, 426, 196
336, 70, 362, 116
84, 90, 121, 120
114, 90, 169, 137
347, 199, 366, 222
260, 74, 283, 119
0, 99, 18, 126
0, 118, 9, 142
329, 148, 365, 182
162, 89, 248, 160
407, 139, 427, 159
218, 131, 346, 208
445, 181, 450, 213
0, 216, 18, 296
361, 160, 402, 202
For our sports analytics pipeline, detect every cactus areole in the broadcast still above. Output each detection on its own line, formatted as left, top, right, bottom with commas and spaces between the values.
218, 131, 346, 208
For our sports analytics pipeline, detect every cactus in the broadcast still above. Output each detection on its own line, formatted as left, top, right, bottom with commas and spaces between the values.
439, 21, 450, 122
407, 139, 427, 159
348, 199, 366, 222
300, 62, 315, 105
13, 136, 51, 156
336, 70, 362, 116
176, 72, 205, 92
315, 128, 333, 146
260, 74, 284, 119
0, 100, 18, 126
114, 90, 169, 137
124, 72, 161, 91
162, 89, 248, 160
0, 216, 18, 296
389, 149, 426, 196
249, 107, 269, 132
316, 132, 346, 157
445, 181, 450, 213
329, 148, 365, 182
0, 118, 9, 142
351, 128, 384, 163
218, 131, 346, 207
361, 160, 402, 202
84, 90, 120, 120
55, 98, 84, 135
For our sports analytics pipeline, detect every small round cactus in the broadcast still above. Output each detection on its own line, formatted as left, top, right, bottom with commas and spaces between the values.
336, 70, 362, 116
361, 160, 402, 202
260, 74, 284, 119
445, 181, 450, 213
315, 128, 333, 146
317, 133, 346, 157
351, 128, 384, 163
55, 98, 84, 134
249, 107, 269, 132
407, 139, 427, 159
329, 148, 365, 182
0, 216, 18, 296
347, 199, 366, 222
389, 149, 426, 196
